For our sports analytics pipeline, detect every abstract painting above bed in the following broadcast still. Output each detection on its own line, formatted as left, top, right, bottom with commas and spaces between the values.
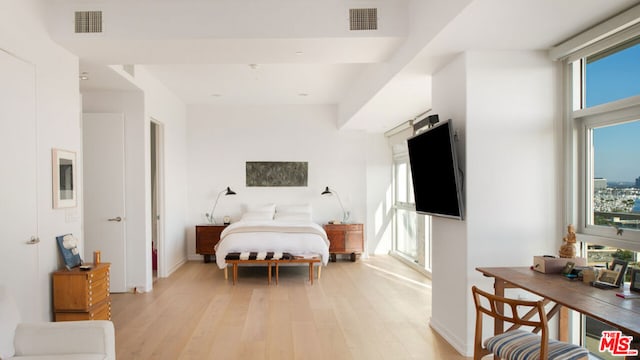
214, 219, 330, 270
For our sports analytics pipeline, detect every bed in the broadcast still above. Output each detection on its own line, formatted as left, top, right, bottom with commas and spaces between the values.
214, 204, 330, 276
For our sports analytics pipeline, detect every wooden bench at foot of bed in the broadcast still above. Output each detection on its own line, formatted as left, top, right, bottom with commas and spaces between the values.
224, 255, 322, 285
275, 257, 321, 285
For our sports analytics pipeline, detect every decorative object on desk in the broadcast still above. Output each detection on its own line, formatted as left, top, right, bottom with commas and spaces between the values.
616, 290, 640, 299
558, 224, 577, 258
223, 216, 231, 225
205, 186, 236, 224
581, 268, 597, 283
630, 268, 640, 292
246, 161, 308, 187
52, 148, 77, 208
610, 258, 628, 287
55, 234, 82, 269
596, 269, 621, 287
561, 261, 575, 275
321, 186, 349, 223
532, 255, 586, 274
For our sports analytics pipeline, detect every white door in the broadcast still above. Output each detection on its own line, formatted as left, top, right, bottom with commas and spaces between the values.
0, 50, 39, 319
83, 113, 127, 292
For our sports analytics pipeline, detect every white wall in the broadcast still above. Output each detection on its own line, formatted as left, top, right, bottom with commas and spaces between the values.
186, 104, 388, 260
366, 135, 394, 255
135, 66, 189, 279
428, 51, 561, 356
82, 65, 188, 291
427, 53, 470, 351
82, 91, 148, 292
0, 0, 82, 321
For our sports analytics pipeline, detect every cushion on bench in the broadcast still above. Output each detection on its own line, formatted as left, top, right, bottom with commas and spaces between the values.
225, 252, 294, 261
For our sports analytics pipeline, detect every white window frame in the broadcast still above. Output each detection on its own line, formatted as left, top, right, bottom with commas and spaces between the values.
392, 149, 418, 259
560, 12, 640, 253
573, 101, 640, 251
386, 122, 432, 273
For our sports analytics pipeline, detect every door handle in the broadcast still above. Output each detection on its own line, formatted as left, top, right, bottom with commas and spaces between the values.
108, 216, 122, 222
26, 236, 40, 245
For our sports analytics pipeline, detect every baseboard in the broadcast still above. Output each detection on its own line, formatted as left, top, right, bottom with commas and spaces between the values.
429, 317, 472, 357
388, 251, 432, 278
167, 257, 187, 277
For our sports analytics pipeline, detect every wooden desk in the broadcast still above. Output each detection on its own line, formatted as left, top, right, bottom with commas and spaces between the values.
477, 267, 640, 343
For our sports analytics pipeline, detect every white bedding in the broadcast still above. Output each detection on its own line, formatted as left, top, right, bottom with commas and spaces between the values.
214, 220, 330, 269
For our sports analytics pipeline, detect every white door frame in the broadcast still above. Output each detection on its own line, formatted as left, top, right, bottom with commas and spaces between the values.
150, 118, 166, 278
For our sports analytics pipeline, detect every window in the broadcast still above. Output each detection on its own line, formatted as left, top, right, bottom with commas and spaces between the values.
570, 33, 640, 251
561, 11, 640, 357
591, 121, 640, 231
394, 159, 416, 258
584, 37, 640, 108
387, 125, 431, 272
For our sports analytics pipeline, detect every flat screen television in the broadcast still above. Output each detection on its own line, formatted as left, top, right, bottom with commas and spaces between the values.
407, 119, 464, 220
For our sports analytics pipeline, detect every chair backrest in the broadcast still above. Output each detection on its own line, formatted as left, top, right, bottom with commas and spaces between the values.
472, 285, 550, 359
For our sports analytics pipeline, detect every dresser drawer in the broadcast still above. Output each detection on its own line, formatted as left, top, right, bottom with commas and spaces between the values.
52, 263, 111, 314
54, 299, 111, 321
89, 276, 110, 306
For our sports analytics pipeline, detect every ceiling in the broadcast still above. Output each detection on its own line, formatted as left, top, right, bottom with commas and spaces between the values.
49, 0, 640, 133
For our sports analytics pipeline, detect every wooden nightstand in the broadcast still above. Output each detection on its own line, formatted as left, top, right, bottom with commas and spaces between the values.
52, 263, 111, 321
196, 224, 227, 263
323, 223, 364, 262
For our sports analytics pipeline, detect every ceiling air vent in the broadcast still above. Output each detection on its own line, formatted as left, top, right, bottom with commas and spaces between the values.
75, 11, 103, 33
349, 8, 377, 31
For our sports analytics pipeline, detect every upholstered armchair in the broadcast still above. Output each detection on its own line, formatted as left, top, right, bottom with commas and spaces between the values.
0, 291, 115, 360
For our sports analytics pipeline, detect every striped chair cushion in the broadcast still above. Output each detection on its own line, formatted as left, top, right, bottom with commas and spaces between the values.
225, 252, 294, 261
485, 329, 588, 360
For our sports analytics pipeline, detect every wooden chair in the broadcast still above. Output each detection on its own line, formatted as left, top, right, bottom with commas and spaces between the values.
471, 286, 588, 360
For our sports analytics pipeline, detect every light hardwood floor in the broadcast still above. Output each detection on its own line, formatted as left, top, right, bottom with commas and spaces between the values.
111, 255, 469, 359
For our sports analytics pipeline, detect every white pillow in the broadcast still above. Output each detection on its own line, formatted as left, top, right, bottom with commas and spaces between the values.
274, 212, 311, 222
240, 211, 274, 221
276, 204, 311, 214
247, 203, 276, 214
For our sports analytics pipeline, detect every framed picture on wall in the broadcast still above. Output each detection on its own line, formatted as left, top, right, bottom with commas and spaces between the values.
52, 148, 77, 208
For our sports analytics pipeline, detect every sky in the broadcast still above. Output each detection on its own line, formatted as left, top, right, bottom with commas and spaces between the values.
587, 42, 640, 183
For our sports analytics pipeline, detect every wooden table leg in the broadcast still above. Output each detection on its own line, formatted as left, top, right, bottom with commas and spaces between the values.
275, 261, 280, 285
559, 307, 569, 342
268, 261, 272, 285
309, 262, 314, 285
233, 263, 238, 285
317, 264, 322, 280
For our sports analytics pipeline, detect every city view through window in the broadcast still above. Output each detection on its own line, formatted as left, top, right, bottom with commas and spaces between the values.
592, 120, 640, 230
587, 40, 640, 232
583, 37, 640, 358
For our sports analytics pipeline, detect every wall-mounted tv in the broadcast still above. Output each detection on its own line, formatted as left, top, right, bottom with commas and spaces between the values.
407, 119, 464, 220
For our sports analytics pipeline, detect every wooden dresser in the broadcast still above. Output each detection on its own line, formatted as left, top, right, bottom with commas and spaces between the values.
52, 263, 111, 321
323, 223, 364, 262
196, 225, 227, 263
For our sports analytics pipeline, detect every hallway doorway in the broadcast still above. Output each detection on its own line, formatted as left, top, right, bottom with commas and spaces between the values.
151, 120, 164, 281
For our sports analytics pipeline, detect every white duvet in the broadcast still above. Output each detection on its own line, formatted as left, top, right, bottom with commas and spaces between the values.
214, 220, 330, 269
